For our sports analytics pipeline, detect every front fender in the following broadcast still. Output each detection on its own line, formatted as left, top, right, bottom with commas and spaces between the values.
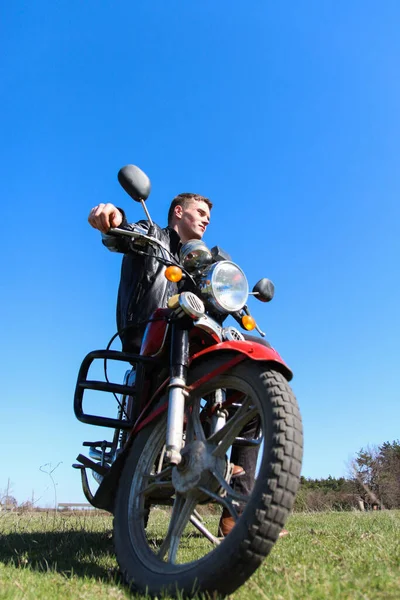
92, 342, 292, 512
189, 340, 293, 381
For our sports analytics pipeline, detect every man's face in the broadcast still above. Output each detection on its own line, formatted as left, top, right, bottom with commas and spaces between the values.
175, 200, 211, 242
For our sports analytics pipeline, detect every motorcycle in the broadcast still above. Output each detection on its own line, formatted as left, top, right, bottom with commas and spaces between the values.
73, 165, 303, 597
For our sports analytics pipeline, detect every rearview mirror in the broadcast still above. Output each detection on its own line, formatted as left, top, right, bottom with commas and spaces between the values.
118, 165, 151, 202
253, 278, 275, 302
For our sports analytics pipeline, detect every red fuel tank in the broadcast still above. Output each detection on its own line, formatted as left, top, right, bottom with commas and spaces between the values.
140, 308, 170, 357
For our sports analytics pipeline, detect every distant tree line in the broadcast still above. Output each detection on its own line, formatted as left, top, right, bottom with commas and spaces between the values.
294, 440, 400, 512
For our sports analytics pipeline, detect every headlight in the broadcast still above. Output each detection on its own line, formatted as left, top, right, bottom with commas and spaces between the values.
198, 261, 248, 313
180, 239, 212, 271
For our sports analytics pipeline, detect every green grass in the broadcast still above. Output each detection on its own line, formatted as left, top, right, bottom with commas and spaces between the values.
0, 510, 399, 599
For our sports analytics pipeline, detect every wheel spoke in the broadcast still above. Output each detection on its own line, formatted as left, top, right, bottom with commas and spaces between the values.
185, 398, 206, 443
135, 465, 173, 499
147, 465, 173, 481
208, 398, 258, 457
198, 486, 240, 521
138, 480, 174, 497
157, 493, 198, 563
211, 468, 250, 505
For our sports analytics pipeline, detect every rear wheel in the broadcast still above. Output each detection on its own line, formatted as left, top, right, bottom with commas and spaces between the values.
113, 356, 303, 597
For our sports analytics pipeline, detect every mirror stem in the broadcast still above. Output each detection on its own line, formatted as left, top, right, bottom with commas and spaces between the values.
140, 199, 154, 228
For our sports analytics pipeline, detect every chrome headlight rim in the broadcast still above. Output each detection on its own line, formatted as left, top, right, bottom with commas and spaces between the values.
198, 261, 249, 314
180, 239, 213, 271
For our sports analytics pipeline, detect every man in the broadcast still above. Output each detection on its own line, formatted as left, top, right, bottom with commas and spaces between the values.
88, 193, 211, 353
88, 193, 286, 538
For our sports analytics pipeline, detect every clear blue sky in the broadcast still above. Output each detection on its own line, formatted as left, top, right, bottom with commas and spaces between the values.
1, 1, 399, 507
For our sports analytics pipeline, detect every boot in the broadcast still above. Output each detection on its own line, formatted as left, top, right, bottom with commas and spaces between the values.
218, 508, 236, 537
231, 464, 245, 478
218, 509, 290, 539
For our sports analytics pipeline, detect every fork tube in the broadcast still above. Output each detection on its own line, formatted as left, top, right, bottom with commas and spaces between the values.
165, 322, 189, 465
210, 389, 227, 435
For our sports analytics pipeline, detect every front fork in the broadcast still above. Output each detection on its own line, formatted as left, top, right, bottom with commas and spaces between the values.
165, 322, 228, 465
165, 322, 189, 465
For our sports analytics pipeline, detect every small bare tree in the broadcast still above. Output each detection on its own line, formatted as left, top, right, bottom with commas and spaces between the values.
0, 478, 17, 510
39, 462, 63, 510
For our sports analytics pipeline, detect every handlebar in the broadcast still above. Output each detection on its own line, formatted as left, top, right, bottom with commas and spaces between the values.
107, 226, 197, 286
108, 226, 162, 249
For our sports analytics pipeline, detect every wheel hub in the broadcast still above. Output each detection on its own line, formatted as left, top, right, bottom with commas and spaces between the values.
172, 440, 224, 496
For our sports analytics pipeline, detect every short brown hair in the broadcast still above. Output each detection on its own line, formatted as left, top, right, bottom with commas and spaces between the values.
168, 193, 213, 225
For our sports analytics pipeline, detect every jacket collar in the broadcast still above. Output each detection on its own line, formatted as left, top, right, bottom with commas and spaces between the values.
166, 226, 182, 257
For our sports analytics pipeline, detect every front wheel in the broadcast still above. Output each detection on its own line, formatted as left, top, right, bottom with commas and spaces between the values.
113, 357, 303, 597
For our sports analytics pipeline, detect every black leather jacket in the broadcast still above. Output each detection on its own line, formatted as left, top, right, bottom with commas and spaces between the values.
102, 216, 181, 352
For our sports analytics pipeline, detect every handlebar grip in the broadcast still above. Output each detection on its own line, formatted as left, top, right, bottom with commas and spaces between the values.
147, 224, 156, 237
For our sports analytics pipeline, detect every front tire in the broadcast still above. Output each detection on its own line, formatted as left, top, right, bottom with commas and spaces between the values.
113, 357, 303, 597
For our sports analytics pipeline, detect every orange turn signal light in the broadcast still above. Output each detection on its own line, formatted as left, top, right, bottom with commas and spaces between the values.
242, 315, 256, 331
165, 266, 183, 282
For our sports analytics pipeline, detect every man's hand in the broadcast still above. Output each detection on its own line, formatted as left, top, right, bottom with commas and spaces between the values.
88, 203, 123, 234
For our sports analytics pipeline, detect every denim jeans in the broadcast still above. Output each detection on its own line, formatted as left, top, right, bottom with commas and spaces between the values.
230, 415, 260, 508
